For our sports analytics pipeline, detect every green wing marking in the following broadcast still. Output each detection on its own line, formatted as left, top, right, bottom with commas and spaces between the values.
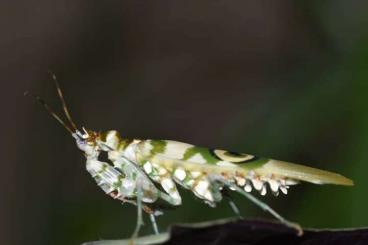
149, 140, 167, 156
183, 146, 218, 164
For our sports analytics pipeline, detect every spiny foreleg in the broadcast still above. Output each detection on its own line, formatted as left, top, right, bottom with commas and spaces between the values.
141, 161, 182, 206
87, 158, 160, 239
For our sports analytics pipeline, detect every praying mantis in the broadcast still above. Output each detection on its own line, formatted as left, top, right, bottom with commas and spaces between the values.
27, 75, 353, 240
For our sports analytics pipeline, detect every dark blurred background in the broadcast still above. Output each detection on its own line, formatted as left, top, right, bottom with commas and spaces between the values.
3, 1, 368, 244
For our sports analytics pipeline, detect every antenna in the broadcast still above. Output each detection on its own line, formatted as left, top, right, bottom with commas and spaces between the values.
49, 72, 78, 131
24, 91, 74, 134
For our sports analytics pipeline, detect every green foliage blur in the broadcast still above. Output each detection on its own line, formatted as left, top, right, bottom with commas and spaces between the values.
8, 1, 368, 245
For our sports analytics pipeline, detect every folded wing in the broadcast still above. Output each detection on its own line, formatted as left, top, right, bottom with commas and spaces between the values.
136, 139, 353, 186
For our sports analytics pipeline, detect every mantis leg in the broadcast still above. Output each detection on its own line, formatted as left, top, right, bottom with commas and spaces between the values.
227, 198, 242, 218
131, 181, 144, 240
221, 180, 303, 236
149, 214, 159, 234
221, 188, 242, 218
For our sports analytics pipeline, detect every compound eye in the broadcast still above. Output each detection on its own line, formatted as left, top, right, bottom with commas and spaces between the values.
76, 139, 87, 151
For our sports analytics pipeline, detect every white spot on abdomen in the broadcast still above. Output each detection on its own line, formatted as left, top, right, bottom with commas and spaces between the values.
143, 162, 153, 174
216, 161, 237, 167
158, 167, 168, 176
190, 171, 202, 178
164, 141, 192, 159
174, 168, 186, 181
194, 180, 209, 195
161, 178, 175, 191
188, 153, 207, 164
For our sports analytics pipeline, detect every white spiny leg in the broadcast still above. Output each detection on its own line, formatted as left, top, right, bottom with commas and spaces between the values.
116, 157, 180, 206
149, 214, 159, 235
148, 165, 182, 206
221, 180, 303, 236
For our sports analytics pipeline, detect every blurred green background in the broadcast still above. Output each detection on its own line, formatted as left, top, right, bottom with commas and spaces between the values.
3, 1, 368, 244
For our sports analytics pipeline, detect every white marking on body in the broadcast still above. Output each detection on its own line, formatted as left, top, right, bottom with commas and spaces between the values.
142, 196, 155, 203
161, 178, 175, 191
247, 170, 256, 178
164, 141, 192, 159
188, 153, 207, 164
252, 178, 264, 191
194, 180, 209, 196
213, 149, 255, 162
235, 176, 246, 186
285, 179, 299, 185
204, 191, 214, 202
174, 168, 186, 181
268, 179, 280, 192
216, 161, 237, 167
280, 185, 288, 194
142, 141, 153, 154
123, 141, 141, 162
160, 177, 182, 205
143, 162, 153, 174
170, 191, 181, 202
120, 179, 136, 196
190, 171, 202, 178
260, 185, 267, 196
244, 183, 252, 192
108, 151, 121, 162
105, 131, 119, 149
86, 159, 104, 174
158, 167, 168, 176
